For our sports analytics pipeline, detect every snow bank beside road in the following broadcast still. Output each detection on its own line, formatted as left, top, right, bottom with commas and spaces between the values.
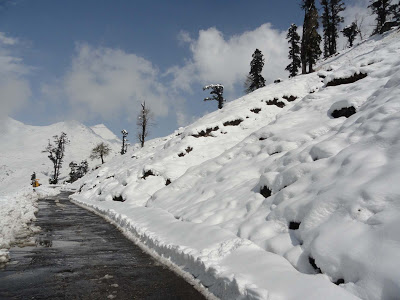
71, 30, 400, 299
0, 186, 59, 264
71, 195, 358, 300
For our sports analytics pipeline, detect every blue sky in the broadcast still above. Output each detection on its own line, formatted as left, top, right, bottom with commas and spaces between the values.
0, 0, 371, 140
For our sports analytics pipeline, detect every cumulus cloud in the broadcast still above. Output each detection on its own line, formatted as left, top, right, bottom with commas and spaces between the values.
167, 24, 289, 95
63, 43, 171, 122
0, 32, 31, 120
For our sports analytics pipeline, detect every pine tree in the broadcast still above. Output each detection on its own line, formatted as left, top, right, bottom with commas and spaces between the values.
285, 24, 301, 77
369, 0, 393, 34
203, 84, 225, 109
321, 0, 332, 58
68, 160, 88, 183
329, 0, 345, 54
248, 49, 266, 92
390, 2, 400, 22
301, 0, 322, 73
342, 22, 359, 47
320, 0, 345, 57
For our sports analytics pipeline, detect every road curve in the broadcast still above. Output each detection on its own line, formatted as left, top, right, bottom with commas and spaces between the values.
0, 192, 205, 299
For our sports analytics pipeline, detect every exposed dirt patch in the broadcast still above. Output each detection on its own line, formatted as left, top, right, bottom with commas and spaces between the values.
326, 73, 367, 87
223, 119, 243, 126
331, 106, 356, 118
266, 98, 285, 108
178, 146, 194, 157
250, 108, 262, 114
191, 126, 219, 138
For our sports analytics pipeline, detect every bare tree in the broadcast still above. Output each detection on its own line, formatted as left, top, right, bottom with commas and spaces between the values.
121, 129, 128, 155
90, 142, 111, 164
354, 14, 367, 40
203, 84, 226, 109
137, 101, 154, 148
43, 132, 69, 184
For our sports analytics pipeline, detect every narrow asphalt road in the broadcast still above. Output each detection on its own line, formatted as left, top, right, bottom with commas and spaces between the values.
0, 192, 206, 300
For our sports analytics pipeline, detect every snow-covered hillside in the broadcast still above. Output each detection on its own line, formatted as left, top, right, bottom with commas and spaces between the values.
0, 118, 120, 195
71, 29, 399, 299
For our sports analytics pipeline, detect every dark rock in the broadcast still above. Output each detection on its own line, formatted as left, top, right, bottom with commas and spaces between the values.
78, 183, 86, 193
282, 95, 298, 102
266, 98, 285, 108
274, 79, 282, 83
334, 278, 345, 285
289, 221, 301, 230
260, 186, 272, 198
192, 126, 219, 138
259, 137, 267, 141
178, 152, 185, 157
250, 108, 262, 114
308, 257, 322, 273
142, 170, 155, 179
331, 106, 356, 118
165, 179, 171, 186
223, 119, 243, 126
326, 73, 367, 87
112, 195, 125, 202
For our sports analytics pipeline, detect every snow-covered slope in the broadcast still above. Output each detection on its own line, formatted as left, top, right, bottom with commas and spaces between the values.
0, 118, 120, 195
90, 124, 121, 144
72, 29, 400, 300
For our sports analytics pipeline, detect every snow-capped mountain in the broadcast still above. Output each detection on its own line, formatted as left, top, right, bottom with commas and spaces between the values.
0, 118, 120, 195
71, 28, 400, 300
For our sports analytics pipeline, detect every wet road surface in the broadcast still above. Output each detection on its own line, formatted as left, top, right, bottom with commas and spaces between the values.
0, 192, 205, 300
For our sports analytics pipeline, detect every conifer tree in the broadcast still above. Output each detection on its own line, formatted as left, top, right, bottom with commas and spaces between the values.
245, 49, 266, 93
321, 0, 345, 57
390, 2, 400, 22
369, 0, 393, 34
342, 22, 359, 47
285, 24, 301, 77
301, 0, 322, 73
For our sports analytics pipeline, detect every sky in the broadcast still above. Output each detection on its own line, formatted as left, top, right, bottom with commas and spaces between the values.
0, 0, 375, 140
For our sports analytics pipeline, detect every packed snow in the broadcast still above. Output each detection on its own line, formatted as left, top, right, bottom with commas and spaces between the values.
0, 186, 59, 264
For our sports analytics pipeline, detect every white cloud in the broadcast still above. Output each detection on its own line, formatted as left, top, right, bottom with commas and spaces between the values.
0, 32, 31, 120
63, 43, 171, 122
167, 24, 289, 95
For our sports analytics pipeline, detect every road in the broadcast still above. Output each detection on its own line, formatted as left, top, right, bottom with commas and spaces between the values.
0, 192, 206, 300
